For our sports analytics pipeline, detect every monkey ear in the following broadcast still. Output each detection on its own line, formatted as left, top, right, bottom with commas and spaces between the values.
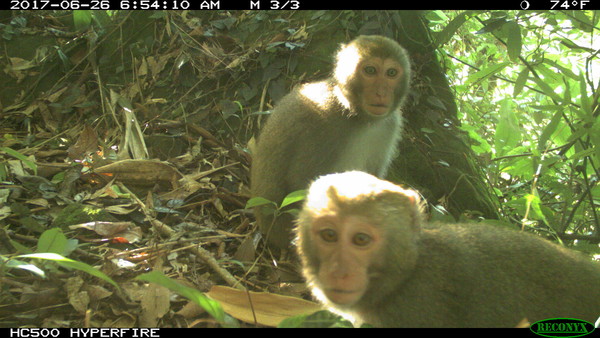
398, 188, 421, 206
385, 189, 424, 230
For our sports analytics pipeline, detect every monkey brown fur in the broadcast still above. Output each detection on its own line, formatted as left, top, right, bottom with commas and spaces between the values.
296, 171, 600, 327
251, 35, 411, 249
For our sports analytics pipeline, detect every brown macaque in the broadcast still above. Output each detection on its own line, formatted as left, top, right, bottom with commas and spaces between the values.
251, 35, 411, 249
296, 171, 600, 328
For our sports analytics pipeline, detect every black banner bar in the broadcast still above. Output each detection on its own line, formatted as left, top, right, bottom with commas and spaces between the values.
3, 0, 599, 10
1, 327, 545, 335
5, 328, 161, 338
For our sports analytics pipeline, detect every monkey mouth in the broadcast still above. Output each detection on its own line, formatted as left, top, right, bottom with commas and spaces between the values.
329, 288, 356, 294
325, 288, 361, 305
367, 104, 389, 115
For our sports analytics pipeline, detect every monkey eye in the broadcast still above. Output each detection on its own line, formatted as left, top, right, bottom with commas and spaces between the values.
386, 68, 399, 77
353, 233, 372, 247
363, 65, 377, 75
319, 229, 338, 242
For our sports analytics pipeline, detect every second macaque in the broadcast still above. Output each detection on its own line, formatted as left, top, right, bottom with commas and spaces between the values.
296, 171, 600, 327
251, 35, 411, 249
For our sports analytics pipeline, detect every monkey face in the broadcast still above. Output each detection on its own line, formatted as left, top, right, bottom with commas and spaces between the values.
356, 58, 405, 117
309, 214, 384, 306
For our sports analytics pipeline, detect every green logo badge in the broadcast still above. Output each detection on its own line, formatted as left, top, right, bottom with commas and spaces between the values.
530, 318, 595, 338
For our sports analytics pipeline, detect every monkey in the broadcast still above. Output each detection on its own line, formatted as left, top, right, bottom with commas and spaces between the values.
251, 35, 411, 250
296, 171, 600, 328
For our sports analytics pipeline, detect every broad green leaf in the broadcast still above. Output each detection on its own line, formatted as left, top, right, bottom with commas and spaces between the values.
280, 190, 307, 208
494, 99, 521, 156
536, 63, 562, 85
37, 228, 78, 256
513, 67, 529, 97
560, 37, 594, 52
506, 21, 522, 61
569, 148, 595, 161
564, 127, 588, 144
466, 61, 510, 85
538, 110, 563, 151
73, 11, 92, 31
37, 228, 68, 255
435, 11, 470, 47
531, 76, 562, 103
543, 59, 579, 80
245, 196, 277, 209
571, 11, 593, 33
18, 253, 119, 289
279, 310, 354, 328
475, 18, 508, 34
278, 313, 311, 328
9, 238, 33, 254
427, 10, 449, 24
524, 192, 548, 225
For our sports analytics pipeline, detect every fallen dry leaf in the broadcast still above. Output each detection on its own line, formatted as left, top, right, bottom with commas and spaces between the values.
139, 283, 171, 327
206, 285, 322, 327
94, 159, 183, 188
67, 125, 99, 160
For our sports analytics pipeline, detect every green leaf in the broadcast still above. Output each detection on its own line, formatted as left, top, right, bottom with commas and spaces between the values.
136, 271, 228, 325
18, 253, 119, 289
524, 192, 548, 224
460, 124, 492, 154
279, 315, 310, 328
562, 75, 572, 106
37, 228, 68, 255
531, 76, 562, 103
2, 256, 46, 277
9, 238, 33, 254
475, 18, 508, 34
494, 99, 521, 156
73, 11, 92, 31
427, 10, 449, 24
560, 38, 594, 52
538, 110, 563, 151
280, 190, 307, 208
578, 71, 592, 119
564, 127, 588, 144
513, 67, 529, 97
466, 61, 510, 85
279, 310, 354, 328
506, 21, 522, 61
543, 59, 579, 80
1, 147, 37, 175
569, 148, 595, 161
245, 197, 277, 209
435, 11, 470, 47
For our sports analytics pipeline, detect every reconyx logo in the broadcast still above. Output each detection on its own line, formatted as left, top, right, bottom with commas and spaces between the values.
530, 318, 595, 338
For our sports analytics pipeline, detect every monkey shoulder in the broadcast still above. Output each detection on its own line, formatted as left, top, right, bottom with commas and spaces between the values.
258, 82, 344, 148
272, 81, 340, 121
422, 222, 563, 255
420, 221, 600, 275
